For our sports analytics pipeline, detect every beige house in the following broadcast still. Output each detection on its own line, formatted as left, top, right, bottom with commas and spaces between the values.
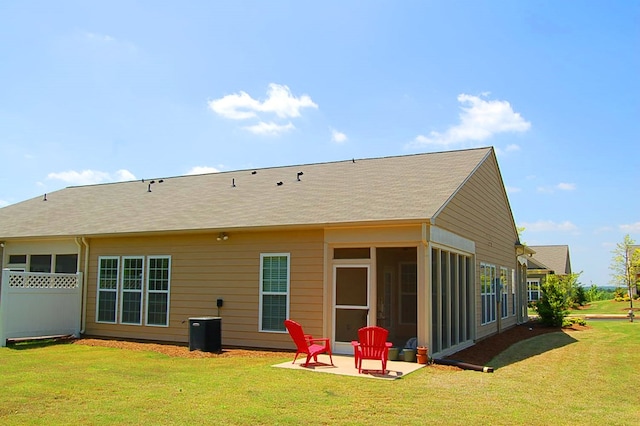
0, 147, 528, 357
526, 245, 572, 302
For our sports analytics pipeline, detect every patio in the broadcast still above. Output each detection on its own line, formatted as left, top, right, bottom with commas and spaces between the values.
273, 354, 425, 380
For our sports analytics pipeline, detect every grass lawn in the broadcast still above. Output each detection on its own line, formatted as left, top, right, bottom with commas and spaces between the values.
1, 321, 638, 425
570, 299, 637, 316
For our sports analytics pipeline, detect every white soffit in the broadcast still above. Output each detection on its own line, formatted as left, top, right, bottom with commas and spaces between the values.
430, 226, 475, 254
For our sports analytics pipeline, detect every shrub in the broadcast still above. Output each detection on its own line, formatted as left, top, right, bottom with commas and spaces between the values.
563, 317, 587, 327
535, 274, 572, 327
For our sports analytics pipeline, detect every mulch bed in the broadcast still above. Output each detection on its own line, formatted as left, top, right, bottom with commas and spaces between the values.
443, 320, 588, 366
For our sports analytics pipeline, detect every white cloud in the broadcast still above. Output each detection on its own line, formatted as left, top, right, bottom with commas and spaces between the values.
244, 121, 295, 135
505, 186, 521, 194
186, 166, 221, 175
47, 169, 136, 186
537, 182, 577, 193
620, 222, 640, 232
331, 129, 348, 143
556, 182, 576, 191
208, 83, 318, 120
409, 93, 531, 148
85, 32, 115, 43
521, 220, 578, 233
505, 144, 521, 152
82, 31, 137, 54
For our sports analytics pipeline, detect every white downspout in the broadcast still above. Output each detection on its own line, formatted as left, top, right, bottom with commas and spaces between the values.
79, 237, 90, 334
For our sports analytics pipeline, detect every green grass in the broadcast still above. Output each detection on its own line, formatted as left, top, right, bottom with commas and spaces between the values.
1, 321, 639, 425
571, 299, 636, 315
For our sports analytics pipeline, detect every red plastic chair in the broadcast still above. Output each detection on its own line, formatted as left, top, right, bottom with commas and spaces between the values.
351, 326, 392, 374
284, 319, 334, 367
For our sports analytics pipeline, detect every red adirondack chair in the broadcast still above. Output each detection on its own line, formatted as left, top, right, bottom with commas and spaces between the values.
351, 326, 392, 374
284, 319, 334, 367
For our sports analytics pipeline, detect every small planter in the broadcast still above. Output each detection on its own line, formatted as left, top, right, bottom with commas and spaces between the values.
403, 348, 416, 362
416, 346, 428, 364
388, 347, 399, 361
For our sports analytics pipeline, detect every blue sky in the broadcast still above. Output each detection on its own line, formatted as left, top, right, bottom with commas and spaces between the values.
1, 1, 638, 286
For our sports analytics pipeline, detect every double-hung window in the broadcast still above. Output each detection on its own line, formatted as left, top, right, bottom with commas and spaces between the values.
259, 253, 290, 332
147, 256, 171, 326
97, 257, 120, 323
480, 263, 497, 325
500, 267, 509, 319
96, 255, 171, 327
120, 257, 144, 325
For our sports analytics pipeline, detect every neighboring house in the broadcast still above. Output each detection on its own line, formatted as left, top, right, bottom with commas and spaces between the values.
0, 147, 529, 357
526, 245, 572, 302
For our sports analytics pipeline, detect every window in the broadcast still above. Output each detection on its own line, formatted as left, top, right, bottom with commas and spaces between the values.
527, 279, 541, 302
9, 254, 27, 264
146, 256, 171, 326
96, 255, 171, 327
501, 267, 509, 319
480, 263, 497, 325
55, 254, 78, 273
121, 257, 144, 325
259, 253, 290, 332
30, 255, 52, 272
97, 257, 119, 323
511, 269, 517, 316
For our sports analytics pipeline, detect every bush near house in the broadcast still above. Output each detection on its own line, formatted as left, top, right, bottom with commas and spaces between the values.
535, 273, 581, 327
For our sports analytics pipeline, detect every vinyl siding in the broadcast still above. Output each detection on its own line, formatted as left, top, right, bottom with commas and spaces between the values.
84, 229, 324, 349
434, 153, 519, 339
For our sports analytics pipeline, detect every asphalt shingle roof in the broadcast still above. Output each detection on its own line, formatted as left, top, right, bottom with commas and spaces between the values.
0, 147, 492, 239
528, 245, 572, 274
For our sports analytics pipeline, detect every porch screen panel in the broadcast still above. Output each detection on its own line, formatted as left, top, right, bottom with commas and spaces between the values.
147, 256, 171, 326
432, 247, 473, 355
431, 248, 440, 354
260, 254, 289, 332
440, 250, 449, 352
97, 257, 119, 323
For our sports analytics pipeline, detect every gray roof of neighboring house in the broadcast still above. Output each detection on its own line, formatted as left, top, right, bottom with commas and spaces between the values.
527, 245, 572, 275
0, 147, 494, 239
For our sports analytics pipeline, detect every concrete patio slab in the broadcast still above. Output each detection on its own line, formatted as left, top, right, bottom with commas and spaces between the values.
273, 354, 425, 380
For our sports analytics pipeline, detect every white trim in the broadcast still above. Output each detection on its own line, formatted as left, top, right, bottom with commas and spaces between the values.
430, 226, 475, 253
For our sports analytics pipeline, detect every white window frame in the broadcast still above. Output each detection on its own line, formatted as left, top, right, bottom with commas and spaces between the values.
95, 255, 171, 327
500, 267, 509, 319
527, 278, 541, 302
259, 253, 290, 333
145, 256, 171, 327
511, 269, 517, 316
96, 256, 120, 324
481, 262, 497, 325
120, 256, 145, 325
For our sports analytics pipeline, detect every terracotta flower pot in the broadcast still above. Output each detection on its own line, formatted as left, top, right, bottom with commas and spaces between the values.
416, 354, 428, 364
417, 346, 428, 356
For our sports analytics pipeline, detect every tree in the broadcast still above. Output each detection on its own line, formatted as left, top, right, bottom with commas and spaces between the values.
535, 273, 581, 326
609, 234, 640, 310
